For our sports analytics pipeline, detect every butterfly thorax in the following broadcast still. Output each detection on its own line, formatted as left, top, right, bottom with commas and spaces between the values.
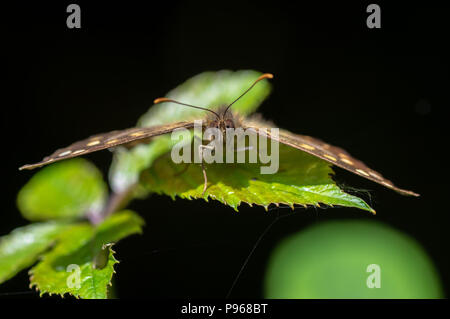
206, 106, 241, 135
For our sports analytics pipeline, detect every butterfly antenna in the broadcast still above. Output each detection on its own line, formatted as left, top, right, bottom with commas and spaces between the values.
153, 97, 220, 119
223, 73, 273, 116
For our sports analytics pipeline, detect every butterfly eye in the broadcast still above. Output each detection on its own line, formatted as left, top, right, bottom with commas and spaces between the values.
225, 120, 234, 129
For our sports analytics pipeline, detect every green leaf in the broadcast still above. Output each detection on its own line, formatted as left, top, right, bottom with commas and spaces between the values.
140, 144, 375, 213
29, 210, 144, 299
17, 158, 108, 221
265, 221, 444, 298
0, 221, 71, 284
109, 70, 272, 193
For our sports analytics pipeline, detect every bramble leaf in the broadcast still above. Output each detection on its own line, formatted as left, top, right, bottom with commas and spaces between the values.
17, 159, 108, 221
29, 210, 144, 299
140, 144, 375, 213
109, 70, 272, 193
0, 221, 71, 284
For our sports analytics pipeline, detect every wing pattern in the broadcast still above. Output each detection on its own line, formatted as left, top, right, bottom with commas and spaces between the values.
242, 119, 419, 196
19, 121, 195, 170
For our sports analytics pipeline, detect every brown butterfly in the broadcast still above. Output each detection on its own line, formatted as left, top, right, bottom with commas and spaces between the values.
19, 73, 419, 197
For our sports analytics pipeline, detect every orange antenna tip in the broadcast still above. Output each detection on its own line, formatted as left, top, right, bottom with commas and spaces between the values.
223, 73, 274, 115
259, 73, 273, 80
154, 97, 170, 104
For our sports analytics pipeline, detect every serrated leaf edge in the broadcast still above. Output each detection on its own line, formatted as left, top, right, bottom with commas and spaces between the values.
156, 186, 374, 214
28, 245, 119, 299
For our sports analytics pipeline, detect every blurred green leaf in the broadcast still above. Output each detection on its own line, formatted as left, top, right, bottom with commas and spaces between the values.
140, 144, 374, 213
265, 220, 444, 298
0, 221, 71, 284
17, 159, 108, 221
29, 210, 144, 299
109, 70, 272, 193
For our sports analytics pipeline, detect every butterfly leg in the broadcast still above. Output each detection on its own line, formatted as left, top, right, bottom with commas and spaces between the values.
201, 161, 208, 196
197, 142, 214, 196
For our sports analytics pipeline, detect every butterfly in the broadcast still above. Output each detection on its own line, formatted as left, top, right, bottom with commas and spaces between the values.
19, 73, 419, 197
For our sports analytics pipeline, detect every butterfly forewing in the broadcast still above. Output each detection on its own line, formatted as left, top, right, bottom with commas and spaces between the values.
242, 118, 419, 197
19, 121, 195, 170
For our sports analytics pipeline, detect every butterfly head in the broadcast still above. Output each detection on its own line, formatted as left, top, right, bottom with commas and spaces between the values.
207, 107, 236, 135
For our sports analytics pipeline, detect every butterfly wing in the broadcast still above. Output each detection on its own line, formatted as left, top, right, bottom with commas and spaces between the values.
242, 118, 419, 197
19, 121, 195, 170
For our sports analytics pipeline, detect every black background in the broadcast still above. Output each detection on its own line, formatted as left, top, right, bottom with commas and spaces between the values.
2, 1, 449, 299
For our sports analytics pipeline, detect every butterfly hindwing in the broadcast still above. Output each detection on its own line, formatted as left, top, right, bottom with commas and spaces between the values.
19, 121, 196, 170
242, 118, 419, 197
